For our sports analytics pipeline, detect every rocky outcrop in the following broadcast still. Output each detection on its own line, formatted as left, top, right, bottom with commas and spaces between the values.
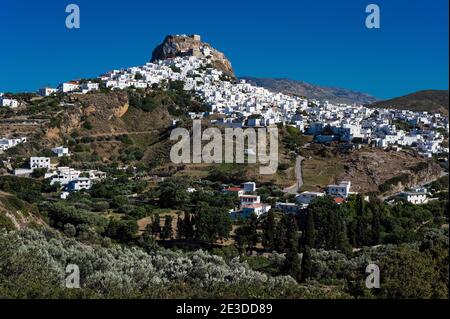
151, 34, 235, 79
338, 149, 443, 194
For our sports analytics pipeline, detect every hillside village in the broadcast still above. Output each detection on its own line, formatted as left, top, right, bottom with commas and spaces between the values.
0, 34, 449, 300
0, 34, 448, 209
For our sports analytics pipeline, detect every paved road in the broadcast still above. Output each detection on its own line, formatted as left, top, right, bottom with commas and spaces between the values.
283, 155, 305, 194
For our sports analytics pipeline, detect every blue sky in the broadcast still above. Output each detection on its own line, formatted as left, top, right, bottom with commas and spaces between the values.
0, 0, 448, 99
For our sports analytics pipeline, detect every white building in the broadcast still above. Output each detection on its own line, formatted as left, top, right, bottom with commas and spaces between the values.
67, 177, 92, 191
0, 137, 26, 151
222, 186, 245, 197
275, 202, 299, 214
326, 181, 352, 198
295, 191, 325, 205
58, 82, 80, 93
46, 167, 80, 185
242, 182, 257, 193
0, 94, 19, 108
400, 191, 428, 205
30, 157, 51, 170
80, 82, 99, 93
88, 169, 107, 180
39, 87, 57, 97
51, 146, 70, 157
239, 194, 261, 206
231, 203, 271, 219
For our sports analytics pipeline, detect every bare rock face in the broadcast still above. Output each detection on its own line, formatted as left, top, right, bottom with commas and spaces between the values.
151, 34, 235, 79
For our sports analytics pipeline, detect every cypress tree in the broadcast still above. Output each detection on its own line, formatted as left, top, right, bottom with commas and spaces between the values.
176, 215, 184, 239
300, 245, 312, 282
248, 213, 259, 252
282, 214, 302, 280
151, 215, 161, 239
371, 209, 381, 245
262, 210, 276, 251
274, 219, 288, 252
326, 210, 338, 249
355, 194, 369, 246
184, 211, 194, 239
302, 212, 315, 248
284, 247, 302, 282
161, 215, 173, 240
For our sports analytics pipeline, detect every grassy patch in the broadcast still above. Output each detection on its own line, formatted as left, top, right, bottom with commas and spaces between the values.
301, 156, 344, 191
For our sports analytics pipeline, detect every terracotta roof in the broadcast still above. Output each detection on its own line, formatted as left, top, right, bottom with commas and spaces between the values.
334, 197, 345, 204
225, 187, 243, 192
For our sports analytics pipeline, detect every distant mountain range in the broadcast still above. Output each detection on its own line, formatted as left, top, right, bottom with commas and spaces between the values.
239, 77, 378, 105
369, 90, 449, 115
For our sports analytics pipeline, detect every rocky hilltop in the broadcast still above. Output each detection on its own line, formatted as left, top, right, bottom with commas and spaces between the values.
151, 34, 235, 79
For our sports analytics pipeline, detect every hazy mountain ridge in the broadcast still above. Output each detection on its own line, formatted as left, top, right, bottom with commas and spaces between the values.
240, 77, 378, 105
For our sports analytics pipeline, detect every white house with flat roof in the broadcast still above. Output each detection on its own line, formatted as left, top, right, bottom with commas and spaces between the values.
30, 157, 51, 170
67, 177, 92, 191
239, 194, 261, 206
39, 87, 57, 97
275, 202, 299, 214
58, 81, 80, 93
400, 190, 429, 205
295, 191, 325, 205
0, 137, 26, 151
230, 203, 271, 219
242, 182, 257, 193
46, 167, 80, 185
0, 94, 19, 108
52, 146, 70, 157
80, 82, 99, 93
326, 181, 352, 198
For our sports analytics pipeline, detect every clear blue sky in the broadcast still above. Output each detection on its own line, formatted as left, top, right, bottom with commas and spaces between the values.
0, 0, 448, 99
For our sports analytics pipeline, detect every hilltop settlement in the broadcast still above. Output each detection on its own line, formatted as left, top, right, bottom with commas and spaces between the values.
0, 34, 448, 299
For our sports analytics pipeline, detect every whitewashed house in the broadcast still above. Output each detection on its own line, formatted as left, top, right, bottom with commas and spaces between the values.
326, 181, 352, 198
242, 182, 257, 193
30, 157, 51, 170
80, 81, 99, 93
51, 146, 70, 157
295, 191, 325, 205
0, 137, 26, 151
275, 202, 299, 214
0, 94, 19, 108
230, 203, 271, 219
46, 167, 80, 185
39, 87, 57, 97
239, 194, 261, 206
400, 190, 428, 205
58, 81, 80, 93
67, 177, 92, 191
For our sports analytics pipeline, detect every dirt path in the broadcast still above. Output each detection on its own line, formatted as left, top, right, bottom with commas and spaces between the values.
81, 130, 160, 138
283, 155, 305, 194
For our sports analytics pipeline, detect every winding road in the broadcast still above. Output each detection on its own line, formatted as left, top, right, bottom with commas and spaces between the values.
283, 155, 305, 194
